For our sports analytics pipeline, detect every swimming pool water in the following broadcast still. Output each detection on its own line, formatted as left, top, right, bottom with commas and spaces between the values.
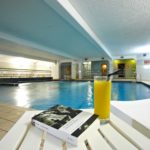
112, 82, 150, 100
0, 81, 149, 110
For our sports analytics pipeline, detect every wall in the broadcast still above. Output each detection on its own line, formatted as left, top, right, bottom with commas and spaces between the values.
113, 59, 136, 79
59, 60, 79, 80
136, 53, 150, 81
91, 60, 109, 77
80, 60, 111, 79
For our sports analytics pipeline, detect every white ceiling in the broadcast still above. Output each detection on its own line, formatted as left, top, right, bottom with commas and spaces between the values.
0, 0, 150, 62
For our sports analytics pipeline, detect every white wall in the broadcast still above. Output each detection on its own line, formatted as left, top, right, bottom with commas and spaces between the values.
136, 53, 150, 81
0, 55, 58, 78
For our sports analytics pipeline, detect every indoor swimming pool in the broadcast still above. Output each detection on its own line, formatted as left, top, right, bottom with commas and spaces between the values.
0, 81, 149, 110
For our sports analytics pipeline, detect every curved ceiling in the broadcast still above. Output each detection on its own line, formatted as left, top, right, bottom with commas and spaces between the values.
0, 0, 150, 61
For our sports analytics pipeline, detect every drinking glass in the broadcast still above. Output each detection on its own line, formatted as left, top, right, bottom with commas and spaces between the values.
94, 76, 112, 124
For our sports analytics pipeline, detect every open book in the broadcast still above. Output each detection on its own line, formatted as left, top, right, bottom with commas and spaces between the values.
32, 105, 98, 145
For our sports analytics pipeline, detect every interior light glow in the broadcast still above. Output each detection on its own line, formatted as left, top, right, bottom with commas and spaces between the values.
102, 64, 107, 69
130, 59, 136, 63
36, 61, 55, 68
10, 56, 55, 69
133, 45, 150, 54
11, 57, 32, 69
83, 61, 91, 65
143, 65, 150, 69
113, 60, 120, 63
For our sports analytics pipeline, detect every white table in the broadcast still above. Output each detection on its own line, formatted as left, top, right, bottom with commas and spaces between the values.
0, 110, 150, 150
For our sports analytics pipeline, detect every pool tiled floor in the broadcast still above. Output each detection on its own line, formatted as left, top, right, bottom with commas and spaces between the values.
0, 103, 29, 140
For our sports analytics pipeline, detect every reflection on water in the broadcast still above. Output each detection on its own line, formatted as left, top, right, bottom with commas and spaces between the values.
87, 81, 93, 106
15, 85, 30, 107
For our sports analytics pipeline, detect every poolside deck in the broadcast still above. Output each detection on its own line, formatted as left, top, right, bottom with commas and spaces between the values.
0, 103, 29, 140
143, 80, 150, 86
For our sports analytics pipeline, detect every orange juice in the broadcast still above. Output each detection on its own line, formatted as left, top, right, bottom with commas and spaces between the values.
94, 79, 111, 119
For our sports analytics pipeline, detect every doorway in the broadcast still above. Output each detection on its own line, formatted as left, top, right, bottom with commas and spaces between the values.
60, 63, 71, 80
118, 63, 125, 77
101, 64, 107, 76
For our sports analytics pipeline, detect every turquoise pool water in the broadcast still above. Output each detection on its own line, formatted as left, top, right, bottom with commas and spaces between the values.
0, 81, 149, 110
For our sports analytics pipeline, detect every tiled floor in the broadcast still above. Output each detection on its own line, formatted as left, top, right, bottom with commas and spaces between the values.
0, 103, 29, 140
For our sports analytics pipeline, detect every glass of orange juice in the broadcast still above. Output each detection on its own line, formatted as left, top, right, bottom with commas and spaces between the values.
94, 76, 112, 124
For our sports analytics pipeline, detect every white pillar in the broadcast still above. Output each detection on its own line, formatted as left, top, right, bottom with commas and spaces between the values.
71, 62, 76, 79
51, 62, 59, 79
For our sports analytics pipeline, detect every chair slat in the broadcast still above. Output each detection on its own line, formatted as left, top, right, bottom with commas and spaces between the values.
0, 111, 36, 150
19, 126, 43, 150
79, 119, 112, 150
100, 124, 137, 150
110, 113, 150, 150
43, 132, 64, 150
